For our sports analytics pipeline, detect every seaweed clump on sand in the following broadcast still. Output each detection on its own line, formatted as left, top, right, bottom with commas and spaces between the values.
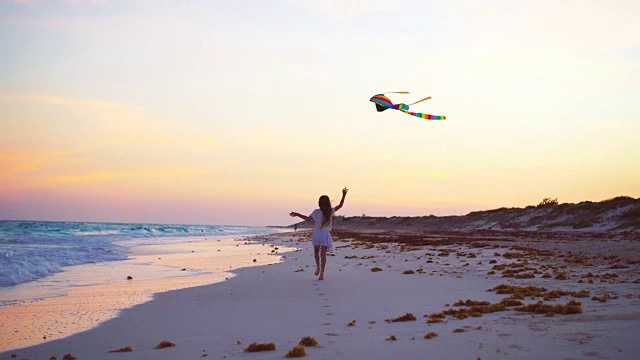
442, 303, 507, 320
453, 299, 491, 307
489, 284, 547, 299
425, 311, 446, 323
385, 313, 417, 323
299, 336, 318, 347
371, 267, 383, 272
244, 342, 277, 352
108, 345, 133, 353
514, 300, 582, 315
155, 340, 176, 349
424, 332, 439, 339
284, 345, 306, 358
62, 354, 77, 360
489, 284, 590, 301
499, 298, 524, 307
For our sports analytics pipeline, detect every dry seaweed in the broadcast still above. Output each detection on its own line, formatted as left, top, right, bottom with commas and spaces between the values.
155, 340, 176, 349
453, 299, 491, 307
108, 345, 133, 353
298, 336, 318, 347
514, 300, 582, 315
424, 332, 439, 339
385, 313, 417, 323
244, 342, 276, 352
284, 345, 306, 358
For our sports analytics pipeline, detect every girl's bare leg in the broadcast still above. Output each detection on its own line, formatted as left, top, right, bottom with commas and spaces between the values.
314, 246, 320, 276
319, 246, 327, 280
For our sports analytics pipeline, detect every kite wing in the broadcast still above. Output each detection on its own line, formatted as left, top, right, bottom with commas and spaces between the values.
369, 93, 397, 112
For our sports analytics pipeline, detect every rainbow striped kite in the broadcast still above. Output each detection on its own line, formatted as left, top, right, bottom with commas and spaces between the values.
369, 92, 445, 120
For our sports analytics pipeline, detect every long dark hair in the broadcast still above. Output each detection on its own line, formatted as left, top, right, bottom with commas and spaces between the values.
318, 195, 332, 228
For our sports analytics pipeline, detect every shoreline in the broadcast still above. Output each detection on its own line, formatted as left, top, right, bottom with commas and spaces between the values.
2, 229, 639, 359
0, 234, 293, 352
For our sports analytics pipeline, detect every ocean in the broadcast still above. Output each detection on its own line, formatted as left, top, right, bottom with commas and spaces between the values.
0, 220, 277, 288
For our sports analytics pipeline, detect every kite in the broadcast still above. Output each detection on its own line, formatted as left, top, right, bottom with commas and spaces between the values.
370, 92, 445, 120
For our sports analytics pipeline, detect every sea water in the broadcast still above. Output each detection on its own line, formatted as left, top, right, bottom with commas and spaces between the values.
0, 220, 276, 288
0, 220, 286, 351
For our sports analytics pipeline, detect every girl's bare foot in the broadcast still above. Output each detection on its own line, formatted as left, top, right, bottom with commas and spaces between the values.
318, 272, 324, 280
315, 268, 320, 276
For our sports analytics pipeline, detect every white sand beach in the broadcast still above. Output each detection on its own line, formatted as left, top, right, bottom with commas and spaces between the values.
2, 230, 639, 360
0, 236, 292, 353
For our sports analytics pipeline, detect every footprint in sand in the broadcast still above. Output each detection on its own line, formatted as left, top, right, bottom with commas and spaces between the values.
318, 293, 325, 295
322, 305, 331, 308
326, 312, 335, 316
322, 322, 332, 325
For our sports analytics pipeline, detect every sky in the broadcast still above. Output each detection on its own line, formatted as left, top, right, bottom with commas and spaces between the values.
1, 0, 639, 226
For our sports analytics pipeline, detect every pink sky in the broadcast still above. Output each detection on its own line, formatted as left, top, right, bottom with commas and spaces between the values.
1, 1, 639, 225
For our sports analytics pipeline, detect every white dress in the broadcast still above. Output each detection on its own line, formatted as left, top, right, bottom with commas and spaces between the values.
309, 208, 335, 249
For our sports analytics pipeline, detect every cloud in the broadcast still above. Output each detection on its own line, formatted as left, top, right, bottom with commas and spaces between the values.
1, 91, 226, 201
0, 148, 70, 176
0, 92, 130, 111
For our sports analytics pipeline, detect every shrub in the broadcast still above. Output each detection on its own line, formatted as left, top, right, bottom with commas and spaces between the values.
538, 197, 558, 207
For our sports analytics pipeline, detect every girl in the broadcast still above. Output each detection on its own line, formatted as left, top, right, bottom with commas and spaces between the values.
290, 188, 348, 280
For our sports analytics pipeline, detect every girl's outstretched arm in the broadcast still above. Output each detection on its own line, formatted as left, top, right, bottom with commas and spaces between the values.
290, 212, 313, 222
334, 188, 348, 212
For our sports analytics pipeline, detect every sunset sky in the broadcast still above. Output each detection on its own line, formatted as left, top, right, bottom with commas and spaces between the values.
1, 0, 639, 226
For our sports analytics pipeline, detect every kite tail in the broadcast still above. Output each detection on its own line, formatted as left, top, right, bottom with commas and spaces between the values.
407, 96, 431, 106
400, 109, 446, 120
